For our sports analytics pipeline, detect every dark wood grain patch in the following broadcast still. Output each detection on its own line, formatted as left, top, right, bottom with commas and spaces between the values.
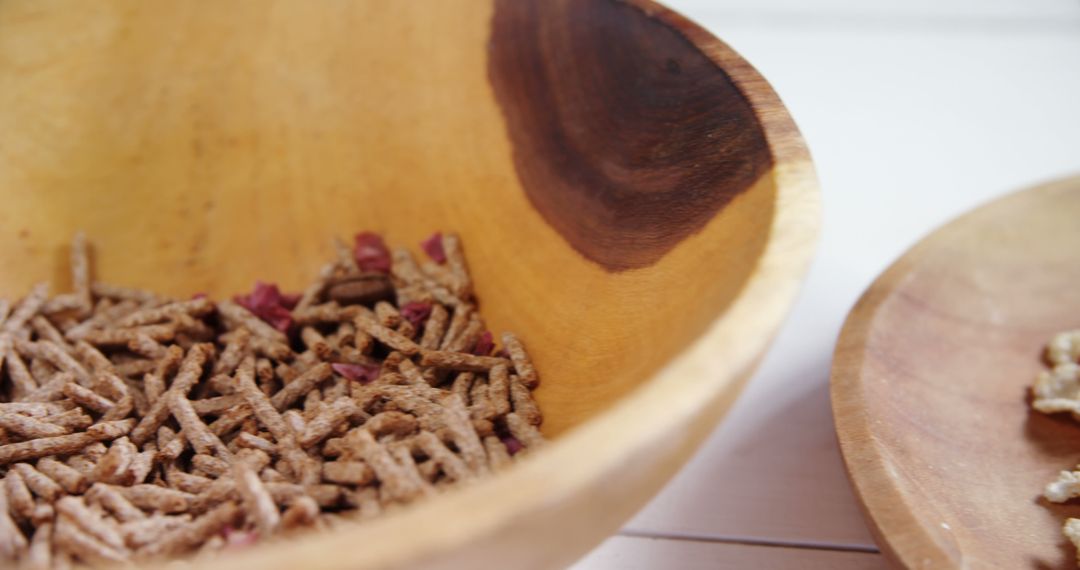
488, 0, 773, 271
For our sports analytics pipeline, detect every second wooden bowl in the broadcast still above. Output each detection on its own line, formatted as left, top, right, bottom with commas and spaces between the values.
0, 0, 819, 568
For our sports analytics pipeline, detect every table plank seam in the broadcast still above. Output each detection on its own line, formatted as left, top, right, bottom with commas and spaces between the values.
618, 529, 880, 554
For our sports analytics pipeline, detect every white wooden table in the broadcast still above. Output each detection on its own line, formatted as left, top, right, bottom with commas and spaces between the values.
573, 1, 1080, 567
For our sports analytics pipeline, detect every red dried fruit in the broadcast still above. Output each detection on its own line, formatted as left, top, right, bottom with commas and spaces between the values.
400, 301, 432, 330
501, 435, 524, 456
420, 232, 447, 264
234, 281, 299, 332
354, 232, 391, 273
471, 331, 494, 356
223, 526, 259, 549
331, 362, 380, 384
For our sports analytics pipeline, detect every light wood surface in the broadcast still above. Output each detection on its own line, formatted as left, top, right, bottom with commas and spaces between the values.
832, 176, 1080, 569
0, 1, 818, 568
575, 535, 886, 570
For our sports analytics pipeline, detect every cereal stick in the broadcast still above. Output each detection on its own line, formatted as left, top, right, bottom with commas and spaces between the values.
43, 408, 93, 431
169, 392, 231, 459
488, 364, 512, 416
119, 515, 191, 549
70, 232, 92, 312
118, 485, 194, 514
0, 412, 69, 438
30, 316, 72, 352
25, 521, 51, 570
451, 372, 474, 404
11, 463, 62, 501
342, 428, 420, 502
54, 516, 128, 564
0, 402, 68, 416
419, 303, 450, 350
166, 471, 212, 495
502, 332, 538, 388
374, 301, 402, 328
114, 298, 213, 328
389, 445, 433, 497
364, 411, 419, 439
281, 495, 320, 530
2, 283, 48, 335
19, 372, 74, 403
130, 343, 211, 445
0, 419, 133, 465
249, 336, 293, 361
141, 501, 241, 558
87, 483, 145, 522
16, 340, 90, 384
90, 282, 161, 304
354, 313, 420, 355
129, 447, 156, 484
283, 410, 307, 436
0, 300, 9, 330
483, 436, 513, 471
469, 377, 495, 421
208, 404, 253, 437
398, 358, 428, 387
444, 318, 483, 353
299, 399, 358, 448
441, 233, 473, 298
114, 359, 156, 379
440, 393, 489, 473
217, 300, 287, 342
29, 357, 56, 384
92, 436, 136, 485
37, 458, 87, 494
0, 491, 27, 560
56, 495, 127, 551
505, 412, 544, 449
351, 486, 382, 519
295, 263, 335, 314
271, 362, 333, 411
235, 432, 277, 455
5, 470, 37, 522
419, 350, 510, 372
322, 460, 375, 485
128, 333, 167, 359
77, 325, 176, 346
62, 382, 115, 414
510, 376, 542, 426
234, 461, 280, 536
73, 343, 111, 377
190, 394, 245, 417
440, 304, 472, 350
192, 454, 230, 478
416, 430, 473, 482
5, 345, 39, 398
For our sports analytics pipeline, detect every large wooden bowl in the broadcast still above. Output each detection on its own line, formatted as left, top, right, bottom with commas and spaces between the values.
0, 1, 818, 568
832, 176, 1080, 569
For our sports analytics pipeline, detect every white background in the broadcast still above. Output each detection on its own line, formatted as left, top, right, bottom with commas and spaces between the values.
574, 0, 1080, 567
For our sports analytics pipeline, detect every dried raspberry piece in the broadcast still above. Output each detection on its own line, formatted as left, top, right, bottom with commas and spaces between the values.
400, 302, 432, 330
331, 363, 380, 384
223, 526, 259, 549
354, 232, 391, 273
471, 331, 494, 356
234, 282, 299, 332
420, 232, 447, 264
501, 435, 523, 456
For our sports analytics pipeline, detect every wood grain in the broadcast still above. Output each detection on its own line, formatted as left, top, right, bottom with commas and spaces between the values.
488, 0, 771, 271
0, 1, 818, 568
832, 176, 1080, 569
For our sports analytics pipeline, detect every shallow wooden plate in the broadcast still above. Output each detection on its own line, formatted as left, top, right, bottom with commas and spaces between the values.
832, 176, 1080, 569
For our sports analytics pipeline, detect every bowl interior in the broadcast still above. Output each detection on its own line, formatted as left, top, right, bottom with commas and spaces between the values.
0, 0, 777, 436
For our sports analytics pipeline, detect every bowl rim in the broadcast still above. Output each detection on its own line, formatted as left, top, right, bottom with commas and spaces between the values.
153, 2, 821, 568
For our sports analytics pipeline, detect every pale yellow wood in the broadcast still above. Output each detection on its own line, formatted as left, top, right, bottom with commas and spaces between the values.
573, 536, 887, 570
0, 1, 818, 568
833, 176, 1080, 569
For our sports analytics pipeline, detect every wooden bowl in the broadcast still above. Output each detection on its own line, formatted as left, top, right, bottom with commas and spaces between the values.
0, 1, 818, 568
832, 176, 1080, 569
